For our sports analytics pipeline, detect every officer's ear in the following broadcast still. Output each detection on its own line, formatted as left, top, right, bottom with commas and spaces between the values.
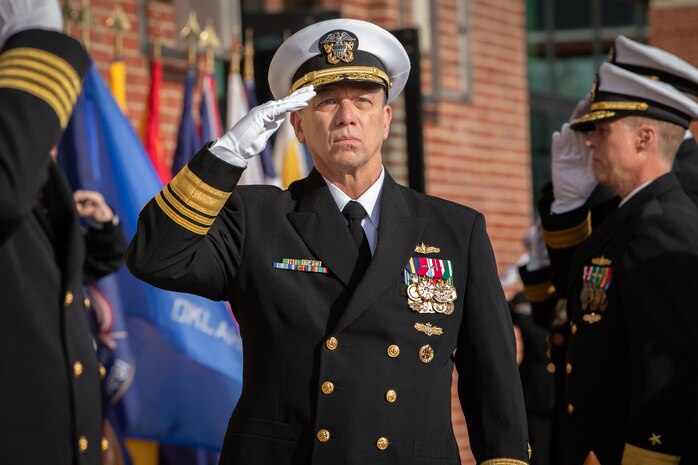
636, 125, 655, 151
290, 111, 305, 144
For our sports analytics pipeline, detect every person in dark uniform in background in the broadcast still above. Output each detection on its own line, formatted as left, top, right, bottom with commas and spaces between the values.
522, 36, 698, 465
128, 18, 530, 465
542, 63, 698, 465
0, 1, 114, 464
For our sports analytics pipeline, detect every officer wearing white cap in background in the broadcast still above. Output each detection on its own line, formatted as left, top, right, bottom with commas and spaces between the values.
128, 17, 531, 465
540, 62, 698, 465
519, 36, 698, 465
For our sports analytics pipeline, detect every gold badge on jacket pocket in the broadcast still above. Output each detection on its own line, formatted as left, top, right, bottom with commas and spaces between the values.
403, 257, 457, 314
273, 258, 329, 274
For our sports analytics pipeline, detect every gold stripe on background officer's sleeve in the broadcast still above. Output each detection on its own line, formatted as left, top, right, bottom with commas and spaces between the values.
621, 443, 680, 465
0, 47, 81, 128
524, 281, 555, 303
155, 165, 231, 235
543, 212, 592, 249
480, 459, 529, 465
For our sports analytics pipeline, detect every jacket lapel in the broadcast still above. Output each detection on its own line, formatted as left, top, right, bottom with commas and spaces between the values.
288, 169, 358, 287
333, 173, 425, 333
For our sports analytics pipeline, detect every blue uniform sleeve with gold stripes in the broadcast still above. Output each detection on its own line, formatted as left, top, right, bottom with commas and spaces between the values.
0, 29, 88, 242
127, 147, 245, 301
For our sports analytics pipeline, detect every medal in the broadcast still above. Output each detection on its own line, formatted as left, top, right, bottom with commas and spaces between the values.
580, 260, 612, 324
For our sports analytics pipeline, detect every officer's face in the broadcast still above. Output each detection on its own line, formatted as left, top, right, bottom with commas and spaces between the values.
585, 119, 640, 195
291, 83, 391, 179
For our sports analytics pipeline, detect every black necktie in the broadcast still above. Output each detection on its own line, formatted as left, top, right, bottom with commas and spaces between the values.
342, 201, 372, 277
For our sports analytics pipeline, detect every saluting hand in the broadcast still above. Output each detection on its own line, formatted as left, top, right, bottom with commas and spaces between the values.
210, 85, 316, 164
550, 122, 597, 214
73, 190, 114, 224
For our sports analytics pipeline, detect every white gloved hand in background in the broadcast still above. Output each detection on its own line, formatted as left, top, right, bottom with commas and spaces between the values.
0, 0, 63, 50
525, 218, 549, 272
211, 85, 316, 166
551, 122, 597, 214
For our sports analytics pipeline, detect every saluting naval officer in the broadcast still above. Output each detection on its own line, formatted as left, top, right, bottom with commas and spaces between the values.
544, 63, 698, 465
0, 1, 106, 464
127, 18, 530, 465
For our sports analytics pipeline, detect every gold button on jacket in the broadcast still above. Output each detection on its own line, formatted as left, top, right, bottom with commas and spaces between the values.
325, 337, 338, 350
376, 437, 389, 450
316, 429, 330, 443
321, 381, 334, 394
387, 344, 400, 358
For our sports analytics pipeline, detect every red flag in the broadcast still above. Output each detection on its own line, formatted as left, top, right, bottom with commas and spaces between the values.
143, 59, 171, 183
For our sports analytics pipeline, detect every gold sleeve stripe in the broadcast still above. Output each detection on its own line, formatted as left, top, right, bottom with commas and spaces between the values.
0, 55, 79, 109
480, 459, 529, 465
169, 166, 231, 217
0, 77, 69, 127
0, 48, 81, 90
524, 281, 555, 303
543, 212, 591, 249
161, 185, 216, 227
0, 48, 81, 128
621, 443, 680, 465
155, 192, 210, 235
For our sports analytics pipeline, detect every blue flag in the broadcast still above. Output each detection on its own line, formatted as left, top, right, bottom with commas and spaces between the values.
172, 68, 201, 176
58, 62, 243, 450
244, 81, 276, 179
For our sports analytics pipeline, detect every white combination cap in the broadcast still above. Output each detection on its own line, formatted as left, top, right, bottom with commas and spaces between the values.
572, 62, 698, 131
268, 18, 410, 104
612, 35, 698, 97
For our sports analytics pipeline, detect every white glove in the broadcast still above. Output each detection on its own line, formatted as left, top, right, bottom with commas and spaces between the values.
569, 94, 591, 122
525, 218, 549, 272
551, 122, 597, 214
210, 85, 316, 166
0, 0, 63, 50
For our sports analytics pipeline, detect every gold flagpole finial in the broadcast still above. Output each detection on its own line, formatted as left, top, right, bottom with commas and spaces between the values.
199, 20, 221, 74
79, 0, 91, 49
105, 5, 131, 59
180, 10, 201, 68
229, 25, 242, 76
62, 1, 78, 33
242, 27, 254, 82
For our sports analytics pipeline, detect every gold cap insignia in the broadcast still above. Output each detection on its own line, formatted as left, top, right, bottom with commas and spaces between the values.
591, 256, 612, 266
414, 322, 443, 336
414, 242, 440, 254
320, 30, 356, 65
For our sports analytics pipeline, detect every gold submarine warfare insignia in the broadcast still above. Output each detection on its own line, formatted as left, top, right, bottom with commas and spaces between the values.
414, 242, 440, 254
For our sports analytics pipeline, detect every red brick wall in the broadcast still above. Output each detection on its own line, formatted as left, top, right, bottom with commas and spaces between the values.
69, 2, 530, 464
649, 2, 698, 135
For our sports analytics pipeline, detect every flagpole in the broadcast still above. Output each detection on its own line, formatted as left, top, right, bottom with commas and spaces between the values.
200, 20, 221, 74
106, 5, 131, 60
78, 0, 90, 50
181, 11, 201, 69
62, 1, 76, 34
243, 27, 254, 83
